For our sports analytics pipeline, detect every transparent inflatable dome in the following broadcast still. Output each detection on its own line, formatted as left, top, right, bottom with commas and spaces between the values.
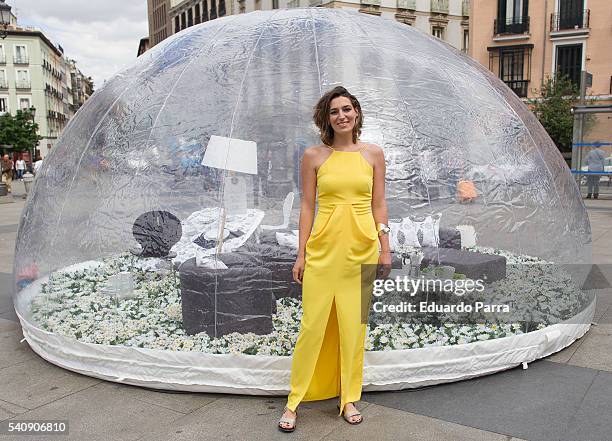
13, 8, 593, 392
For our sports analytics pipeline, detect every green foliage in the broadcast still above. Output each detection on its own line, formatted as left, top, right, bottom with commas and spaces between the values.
528, 75, 586, 153
0, 108, 42, 152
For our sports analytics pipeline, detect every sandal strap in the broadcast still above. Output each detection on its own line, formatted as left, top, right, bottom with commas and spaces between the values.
279, 417, 296, 424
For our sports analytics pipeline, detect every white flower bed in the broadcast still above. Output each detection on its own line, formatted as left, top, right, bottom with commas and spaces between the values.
29, 247, 588, 355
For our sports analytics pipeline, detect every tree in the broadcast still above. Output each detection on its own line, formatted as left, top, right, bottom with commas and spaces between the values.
0, 108, 42, 153
528, 75, 588, 154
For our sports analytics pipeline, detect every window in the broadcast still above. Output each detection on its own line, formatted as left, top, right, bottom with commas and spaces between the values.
16, 69, 30, 88
555, 44, 582, 87
462, 29, 469, 52
219, 0, 226, 16
496, 0, 529, 34
187, 8, 193, 27
0, 45, 5, 63
195, 4, 201, 24
0, 69, 6, 88
272, 0, 279, 8
0, 97, 7, 113
432, 26, 444, 39
488, 44, 533, 97
255, 0, 261, 10
19, 97, 31, 110
558, 0, 585, 29
203, 0, 209, 21
15, 45, 28, 64
210, 0, 217, 19
175, 16, 180, 33
181, 12, 186, 30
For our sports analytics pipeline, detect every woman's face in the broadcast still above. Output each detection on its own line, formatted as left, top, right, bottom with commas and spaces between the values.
328, 96, 358, 136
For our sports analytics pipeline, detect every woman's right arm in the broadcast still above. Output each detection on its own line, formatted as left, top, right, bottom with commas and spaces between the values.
293, 148, 318, 284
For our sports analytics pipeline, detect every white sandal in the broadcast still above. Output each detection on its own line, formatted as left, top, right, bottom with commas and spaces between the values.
337, 401, 363, 425
278, 407, 297, 432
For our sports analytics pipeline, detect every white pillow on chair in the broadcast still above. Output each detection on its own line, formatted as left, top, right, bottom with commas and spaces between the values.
419, 213, 442, 247
389, 218, 420, 250
393, 213, 442, 248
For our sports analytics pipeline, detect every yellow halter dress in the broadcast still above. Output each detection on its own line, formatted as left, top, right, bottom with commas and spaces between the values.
286, 144, 380, 416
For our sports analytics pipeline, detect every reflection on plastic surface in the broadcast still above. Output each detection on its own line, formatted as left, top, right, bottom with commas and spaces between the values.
13, 9, 591, 358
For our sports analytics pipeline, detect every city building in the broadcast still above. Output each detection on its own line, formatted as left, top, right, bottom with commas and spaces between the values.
470, 0, 611, 103
147, 0, 172, 47
145, 0, 470, 52
168, 0, 230, 36
66, 58, 94, 113
0, 3, 92, 157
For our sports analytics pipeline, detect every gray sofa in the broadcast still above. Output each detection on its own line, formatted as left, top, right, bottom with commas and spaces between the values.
178, 225, 506, 337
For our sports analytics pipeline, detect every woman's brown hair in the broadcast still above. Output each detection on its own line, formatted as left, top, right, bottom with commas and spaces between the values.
313, 86, 363, 146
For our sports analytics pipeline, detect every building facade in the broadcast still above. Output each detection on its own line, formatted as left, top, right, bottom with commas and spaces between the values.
67, 58, 94, 114
146, 0, 470, 52
470, 0, 611, 102
0, 18, 91, 157
147, 0, 172, 47
168, 0, 230, 35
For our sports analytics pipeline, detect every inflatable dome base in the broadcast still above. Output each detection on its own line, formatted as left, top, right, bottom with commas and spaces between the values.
15, 264, 595, 393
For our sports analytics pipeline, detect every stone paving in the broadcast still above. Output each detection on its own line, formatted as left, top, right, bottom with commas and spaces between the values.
0, 180, 611, 440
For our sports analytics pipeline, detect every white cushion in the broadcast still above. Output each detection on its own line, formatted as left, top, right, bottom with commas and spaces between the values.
420, 213, 441, 247
455, 225, 477, 248
389, 218, 420, 251
276, 231, 298, 249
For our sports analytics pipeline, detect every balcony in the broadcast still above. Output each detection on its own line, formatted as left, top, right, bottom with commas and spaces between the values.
397, 0, 416, 10
431, 0, 449, 14
551, 9, 590, 32
360, 0, 381, 15
16, 80, 31, 89
13, 55, 29, 65
504, 80, 529, 98
494, 16, 530, 35
462, 0, 469, 17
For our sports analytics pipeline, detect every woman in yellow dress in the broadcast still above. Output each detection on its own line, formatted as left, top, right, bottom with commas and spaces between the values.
278, 86, 391, 432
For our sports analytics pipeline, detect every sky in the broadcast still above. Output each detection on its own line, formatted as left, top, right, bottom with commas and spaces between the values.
9, 0, 148, 89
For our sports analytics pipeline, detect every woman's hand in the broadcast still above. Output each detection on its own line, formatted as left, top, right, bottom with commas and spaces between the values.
293, 254, 306, 284
377, 250, 392, 279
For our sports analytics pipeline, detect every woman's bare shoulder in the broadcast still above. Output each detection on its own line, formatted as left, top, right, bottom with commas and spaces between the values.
303, 144, 329, 160
365, 143, 384, 154
304, 144, 329, 153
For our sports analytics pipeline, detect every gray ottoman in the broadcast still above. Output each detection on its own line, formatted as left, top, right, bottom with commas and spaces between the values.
179, 256, 274, 337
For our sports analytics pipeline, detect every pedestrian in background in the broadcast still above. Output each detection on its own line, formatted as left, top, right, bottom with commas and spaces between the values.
15, 156, 26, 180
1, 154, 13, 193
33, 154, 43, 176
585, 146, 607, 199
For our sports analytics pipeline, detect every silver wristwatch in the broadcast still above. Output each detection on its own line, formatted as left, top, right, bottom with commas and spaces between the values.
377, 223, 391, 236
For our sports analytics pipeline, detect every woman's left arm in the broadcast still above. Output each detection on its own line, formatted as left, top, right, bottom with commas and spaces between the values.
369, 144, 392, 272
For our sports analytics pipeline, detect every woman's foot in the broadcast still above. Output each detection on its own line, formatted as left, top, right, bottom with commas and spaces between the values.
339, 402, 363, 424
278, 407, 297, 432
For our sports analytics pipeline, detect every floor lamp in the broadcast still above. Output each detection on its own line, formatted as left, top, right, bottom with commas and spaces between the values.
201, 135, 258, 255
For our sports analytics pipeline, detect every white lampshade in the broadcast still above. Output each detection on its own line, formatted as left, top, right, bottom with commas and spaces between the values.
201, 135, 258, 175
